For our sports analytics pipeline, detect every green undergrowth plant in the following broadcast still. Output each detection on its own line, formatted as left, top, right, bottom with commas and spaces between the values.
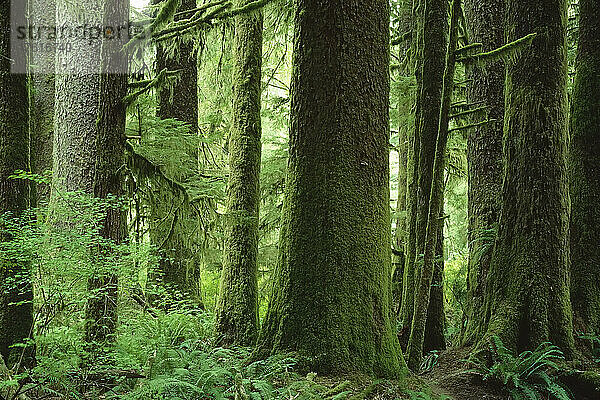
468, 336, 573, 400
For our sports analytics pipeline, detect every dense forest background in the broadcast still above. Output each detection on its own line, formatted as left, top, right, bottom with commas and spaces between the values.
0, 0, 599, 399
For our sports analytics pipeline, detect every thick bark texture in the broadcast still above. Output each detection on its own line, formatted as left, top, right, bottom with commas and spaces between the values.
53, 0, 101, 194
0, 0, 33, 369
482, 0, 574, 356
257, 0, 405, 377
462, 0, 505, 345
215, 0, 262, 347
84, 0, 129, 352
570, 0, 600, 336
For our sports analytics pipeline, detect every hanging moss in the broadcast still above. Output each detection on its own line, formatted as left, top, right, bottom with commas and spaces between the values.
256, 0, 406, 378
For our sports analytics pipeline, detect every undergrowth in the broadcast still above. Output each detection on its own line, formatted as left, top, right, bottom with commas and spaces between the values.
468, 336, 573, 400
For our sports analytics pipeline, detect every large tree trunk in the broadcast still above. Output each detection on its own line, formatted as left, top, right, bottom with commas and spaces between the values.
570, 0, 600, 336
214, 0, 262, 347
481, 0, 574, 356
257, 0, 405, 377
151, 0, 203, 308
29, 0, 55, 205
52, 0, 101, 194
84, 0, 129, 355
462, 0, 505, 346
0, 0, 33, 369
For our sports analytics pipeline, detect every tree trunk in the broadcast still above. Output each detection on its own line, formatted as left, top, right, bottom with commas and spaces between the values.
0, 0, 33, 369
481, 0, 574, 356
84, 0, 129, 354
257, 0, 405, 377
462, 0, 505, 346
214, 0, 262, 347
52, 0, 101, 194
406, 0, 459, 371
29, 0, 54, 205
399, 0, 447, 350
151, 0, 204, 308
569, 0, 600, 336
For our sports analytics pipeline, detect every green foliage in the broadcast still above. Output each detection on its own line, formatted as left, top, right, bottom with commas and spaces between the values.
405, 389, 453, 400
420, 351, 440, 373
468, 337, 573, 400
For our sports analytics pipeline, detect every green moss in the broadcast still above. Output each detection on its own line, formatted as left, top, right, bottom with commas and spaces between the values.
257, 0, 406, 378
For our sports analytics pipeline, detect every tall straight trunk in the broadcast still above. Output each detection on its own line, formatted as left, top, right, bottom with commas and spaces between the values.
482, 0, 574, 356
53, 0, 101, 194
29, 0, 55, 205
462, 0, 505, 345
151, 0, 203, 307
569, 0, 600, 336
0, 0, 33, 369
214, 0, 262, 347
84, 0, 129, 352
407, 0, 459, 371
257, 0, 405, 377
399, 0, 447, 350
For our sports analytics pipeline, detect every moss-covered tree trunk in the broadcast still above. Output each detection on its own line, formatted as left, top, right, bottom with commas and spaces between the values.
214, 0, 262, 347
0, 0, 33, 369
406, 0, 459, 370
481, 0, 574, 356
399, 0, 448, 352
29, 0, 54, 205
257, 0, 405, 377
151, 0, 204, 308
462, 0, 505, 345
84, 0, 129, 355
569, 0, 600, 336
399, 0, 423, 349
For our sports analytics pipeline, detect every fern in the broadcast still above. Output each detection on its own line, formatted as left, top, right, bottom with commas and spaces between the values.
468, 336, 573, 400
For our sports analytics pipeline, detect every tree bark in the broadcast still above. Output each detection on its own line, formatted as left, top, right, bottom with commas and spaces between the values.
0, 0, 33, 369
481, 0, 574, 356
462, 0, 505, 345
214, 0, 262, 347
84, 0, 129, 354
257, 0, 405, 377
569, 0, 600, 336
29, 0, 54, 205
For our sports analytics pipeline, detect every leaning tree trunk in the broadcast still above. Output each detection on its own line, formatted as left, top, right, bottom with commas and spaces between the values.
214, 0, 262, 347
462, 0, 505, 346
0, 0, 33, 369
84, 0, 129, 358
151, 0, 204, 308
569, 0, 600, 337
257, 0, 405, 377
481, 0, 574, 356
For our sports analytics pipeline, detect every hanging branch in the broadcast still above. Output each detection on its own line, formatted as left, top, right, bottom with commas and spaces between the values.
449, 106, 488, 120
